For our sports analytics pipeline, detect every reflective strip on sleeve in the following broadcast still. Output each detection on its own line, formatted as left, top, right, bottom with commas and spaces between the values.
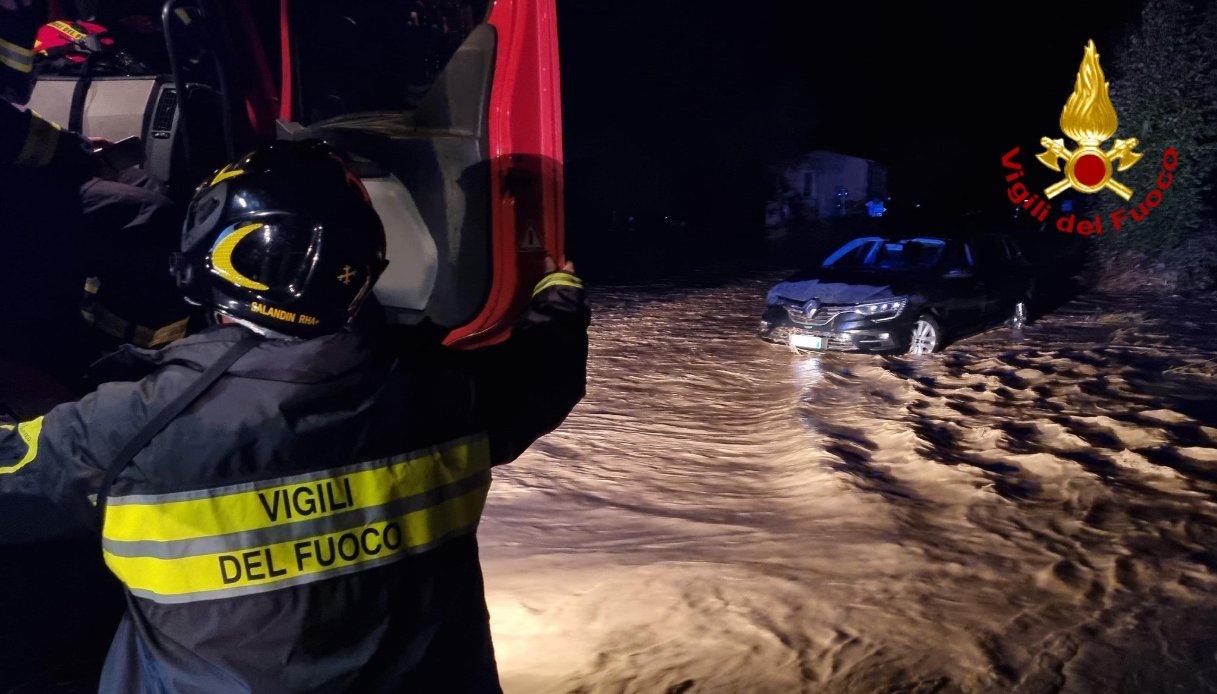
13, 115, 61, 168
0, 37, 33, 74
532, 272, 584, 297
0, 417, 44, 475
101, 435, 493, 603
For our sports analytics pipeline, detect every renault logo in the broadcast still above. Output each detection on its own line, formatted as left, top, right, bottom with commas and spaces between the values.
802, 298, 821, 318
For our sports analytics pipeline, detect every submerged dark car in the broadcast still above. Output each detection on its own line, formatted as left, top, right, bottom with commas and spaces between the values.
761, 234, 1034, 354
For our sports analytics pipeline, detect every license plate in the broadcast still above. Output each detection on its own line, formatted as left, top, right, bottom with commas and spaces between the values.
789, 334, 823, 350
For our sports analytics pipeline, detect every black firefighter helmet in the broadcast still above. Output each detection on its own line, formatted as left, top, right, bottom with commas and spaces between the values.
174, 140, 387, 338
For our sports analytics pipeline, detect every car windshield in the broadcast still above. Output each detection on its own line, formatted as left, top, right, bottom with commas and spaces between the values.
822, 237, 946, 272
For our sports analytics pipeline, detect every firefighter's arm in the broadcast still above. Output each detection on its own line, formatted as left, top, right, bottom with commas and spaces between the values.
0, 394, 109, 542
0, 100, 93, 174
464, 264, 590, 465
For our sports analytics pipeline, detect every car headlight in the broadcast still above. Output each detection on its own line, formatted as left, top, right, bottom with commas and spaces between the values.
852, 298, 907, 321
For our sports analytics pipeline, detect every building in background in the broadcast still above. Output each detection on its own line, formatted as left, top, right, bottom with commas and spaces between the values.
767, 151, 888, 227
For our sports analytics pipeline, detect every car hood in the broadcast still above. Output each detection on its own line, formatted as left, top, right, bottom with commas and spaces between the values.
766, 270, 916, 306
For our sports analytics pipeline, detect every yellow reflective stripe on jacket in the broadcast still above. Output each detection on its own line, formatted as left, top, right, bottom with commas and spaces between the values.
532, 272, 583, 297
0, 417, 43, 475
103, 435, 491, 544
103, 482, 489, 603
0, 37, 33, 74
14, 114, 61, 168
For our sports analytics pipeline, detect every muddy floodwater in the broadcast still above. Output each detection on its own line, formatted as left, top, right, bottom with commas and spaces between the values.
479, 273, 1217, 693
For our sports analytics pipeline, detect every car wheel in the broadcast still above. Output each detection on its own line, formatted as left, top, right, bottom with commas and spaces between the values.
1006, 300, 1029, 329
908, 316, 940, 355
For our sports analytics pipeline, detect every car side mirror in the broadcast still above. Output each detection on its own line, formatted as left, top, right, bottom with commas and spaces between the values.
943, 267, 973, 279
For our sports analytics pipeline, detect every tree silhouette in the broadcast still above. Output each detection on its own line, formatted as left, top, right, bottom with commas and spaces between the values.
1104, 0, 1217, 288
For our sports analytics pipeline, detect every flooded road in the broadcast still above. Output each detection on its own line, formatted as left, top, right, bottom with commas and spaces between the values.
480, 273, 1217, 693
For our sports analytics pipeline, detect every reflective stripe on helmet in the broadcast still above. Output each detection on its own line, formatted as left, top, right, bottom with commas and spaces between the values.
210, 167, 245, 185
45, 21, 88, 44
209, 222, 271, 291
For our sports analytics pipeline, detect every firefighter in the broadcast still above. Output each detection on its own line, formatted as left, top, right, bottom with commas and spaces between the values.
1, 0, 94, 384
0, 140, 589, 692
2, 0, 184, 393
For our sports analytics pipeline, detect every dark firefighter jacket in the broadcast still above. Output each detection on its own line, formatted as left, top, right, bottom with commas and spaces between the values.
1, 101, 98, 375
0, 273, 589, 693
1, 0, 90, 176
1, 100, 93, 326
0, 100, 84, 169
2, 7, 184, 381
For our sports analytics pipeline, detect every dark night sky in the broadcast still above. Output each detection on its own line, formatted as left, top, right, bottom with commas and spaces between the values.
556, 0, 1150, 225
